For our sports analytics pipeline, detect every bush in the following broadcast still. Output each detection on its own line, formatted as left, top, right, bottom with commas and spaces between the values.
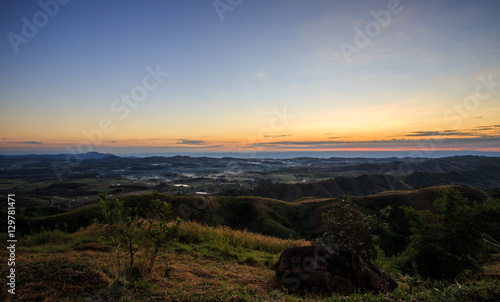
399, 188, 500, 281
22, 228, 70, 246
99, 191, 174, 279
320, 196, 390, 259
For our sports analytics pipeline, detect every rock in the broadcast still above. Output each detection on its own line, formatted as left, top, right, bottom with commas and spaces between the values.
275, 245, 397, 294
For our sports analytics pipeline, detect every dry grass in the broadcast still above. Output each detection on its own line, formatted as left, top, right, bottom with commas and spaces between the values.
481, 254, 500, 280
3, 222, 498, 301
0, 223, 311, 301
176, 221, 310, 254
138, 252, 278, 300
0, 254, 111, 301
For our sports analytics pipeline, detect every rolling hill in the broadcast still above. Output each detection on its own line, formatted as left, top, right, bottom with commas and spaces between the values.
11, 184, 497, 256
222, 158, 500, 201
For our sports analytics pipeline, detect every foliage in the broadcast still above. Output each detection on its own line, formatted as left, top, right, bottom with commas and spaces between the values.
99, 190, 174, 279
21, 228, 70, 246
399, 188, 500, 281
320, 195, 390, 259
142, 193, 177, 273
27, 203, 104, 233
4, 214, 500, 301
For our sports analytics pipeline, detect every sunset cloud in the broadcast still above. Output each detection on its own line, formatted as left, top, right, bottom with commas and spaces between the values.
403, 131, 477, 137
176, 139, 206, 145
251, 137, 500, 151
16, 141, 43, 145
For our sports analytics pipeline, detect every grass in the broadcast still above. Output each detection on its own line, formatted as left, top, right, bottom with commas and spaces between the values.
172, 221, 309, 268
176, 221, 309, 254
0, 222, 310, 301
1, 220, 499, 301
27, 203, 103, 232
21, 228, 69, 246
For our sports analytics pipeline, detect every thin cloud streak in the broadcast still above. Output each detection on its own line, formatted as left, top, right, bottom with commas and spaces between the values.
404, 131, 477, 137
16, 141, 43, 145
176, 139, 206, 145
251, 137, 500, 151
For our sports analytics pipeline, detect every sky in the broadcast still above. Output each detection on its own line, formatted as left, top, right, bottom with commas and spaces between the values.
1, 0, 499, 157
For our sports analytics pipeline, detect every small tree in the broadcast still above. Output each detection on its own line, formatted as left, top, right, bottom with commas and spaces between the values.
142, 191, 175, 274
399, 188, 500, 281
101, 195, 144, 267
100, 191, 174, 277
320, 196, 390, 259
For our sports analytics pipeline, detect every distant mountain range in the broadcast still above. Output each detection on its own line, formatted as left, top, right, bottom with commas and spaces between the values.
0, 151, 119, 160
2, 150, 500, 159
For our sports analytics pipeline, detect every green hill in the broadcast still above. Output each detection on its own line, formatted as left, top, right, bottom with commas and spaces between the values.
223, 174, 412, 202
17, 194, 321, 239
17, 184, 496, 253
221, 158, 500, 201
1, 199, 498, 301
308, 185, 492, 254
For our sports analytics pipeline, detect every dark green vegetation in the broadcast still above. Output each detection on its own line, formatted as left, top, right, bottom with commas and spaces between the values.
0, 193, 318, 240
398, 189, 500, 280
1, 154, 500, 300
3, 185, 498, 254
0, 176, 153, 209
2, 154, 500, 205
226, 158, 500, 201
100, 191, 175, 276
1, 186, 499, 301
319, 196, 391, 259
317, 188, 500, 284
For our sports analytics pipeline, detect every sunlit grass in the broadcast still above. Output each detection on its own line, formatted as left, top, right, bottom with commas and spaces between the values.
175, 221, 310, 254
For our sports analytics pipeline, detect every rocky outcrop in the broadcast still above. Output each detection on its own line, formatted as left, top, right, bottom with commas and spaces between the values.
275, 245, 397, 294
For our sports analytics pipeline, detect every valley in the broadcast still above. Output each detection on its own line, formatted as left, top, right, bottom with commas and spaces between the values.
1, 152, 499, 209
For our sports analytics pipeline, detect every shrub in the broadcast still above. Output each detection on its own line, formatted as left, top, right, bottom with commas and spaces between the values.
320, 195, 390, 259
99, 191, 174, 279
399, 188, 500, 281
22, 228, 70, 246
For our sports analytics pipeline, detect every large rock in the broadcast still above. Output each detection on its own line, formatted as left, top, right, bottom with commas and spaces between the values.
275, 245, 398, 294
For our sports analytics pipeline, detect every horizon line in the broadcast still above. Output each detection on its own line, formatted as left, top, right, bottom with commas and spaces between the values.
2, 149, 500, 159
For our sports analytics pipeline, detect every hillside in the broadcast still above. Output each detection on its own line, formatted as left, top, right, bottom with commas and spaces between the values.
223, 174, 411, 202
0, 221, 310, 301
2, 184, 500, 300
13, 194, 322, 239
1, 212, 499, 301
13, 184, 497, 255
222, 159, 500, 201
308, 185, 493, 254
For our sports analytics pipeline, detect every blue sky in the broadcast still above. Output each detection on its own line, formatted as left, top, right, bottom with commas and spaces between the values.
1, 0, 499, 155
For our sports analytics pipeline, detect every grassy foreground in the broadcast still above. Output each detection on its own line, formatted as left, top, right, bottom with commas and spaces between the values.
1, 222, 499, 301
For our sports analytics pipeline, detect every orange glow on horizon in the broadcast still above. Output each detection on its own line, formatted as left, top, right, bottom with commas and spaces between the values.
240, 147, 500, 152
